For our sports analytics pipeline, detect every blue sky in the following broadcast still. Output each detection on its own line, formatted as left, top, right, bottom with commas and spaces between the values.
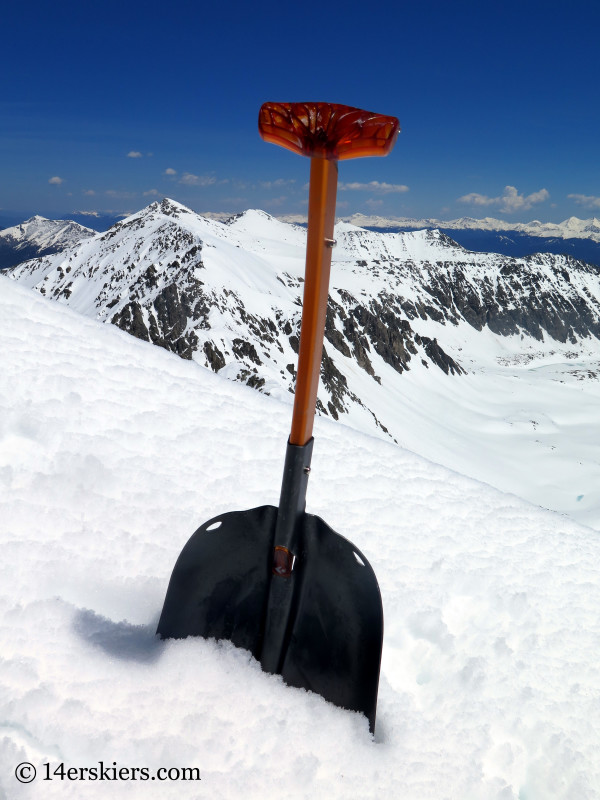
2, 0, 599, 223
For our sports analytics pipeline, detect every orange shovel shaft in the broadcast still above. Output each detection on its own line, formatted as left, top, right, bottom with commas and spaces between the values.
289, 157, 339, 446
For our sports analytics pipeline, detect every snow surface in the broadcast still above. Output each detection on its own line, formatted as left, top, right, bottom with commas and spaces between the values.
2, 275, 600, 799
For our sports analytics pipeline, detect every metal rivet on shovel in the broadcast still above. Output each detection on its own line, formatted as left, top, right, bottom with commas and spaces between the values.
157, 102, 400, 734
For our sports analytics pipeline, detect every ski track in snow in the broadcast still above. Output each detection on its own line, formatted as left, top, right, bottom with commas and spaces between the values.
1, 277, 600, 799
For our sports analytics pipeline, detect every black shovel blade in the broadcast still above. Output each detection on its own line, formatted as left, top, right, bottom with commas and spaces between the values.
157, 505, 383, 731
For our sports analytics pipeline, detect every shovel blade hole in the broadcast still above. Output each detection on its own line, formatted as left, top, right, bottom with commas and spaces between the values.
353, 552, 365, 567
206, 520, 222, 531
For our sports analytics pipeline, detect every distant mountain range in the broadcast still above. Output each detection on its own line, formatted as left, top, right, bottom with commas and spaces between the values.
341, 213, 600, 241
3, 208, 600, 271
7, 198, 600, 448
278, 213, 600, 267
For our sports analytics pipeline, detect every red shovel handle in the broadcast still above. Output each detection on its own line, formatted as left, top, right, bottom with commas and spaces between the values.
289, 156, 338, 446
259, 102, 400, 446
258, 101, 399, 161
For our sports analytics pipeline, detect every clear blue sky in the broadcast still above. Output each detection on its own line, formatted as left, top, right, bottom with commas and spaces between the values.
2, 0, 599, 223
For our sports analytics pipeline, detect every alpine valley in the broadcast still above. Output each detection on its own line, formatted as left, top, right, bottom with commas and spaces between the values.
7, 198, 600, 527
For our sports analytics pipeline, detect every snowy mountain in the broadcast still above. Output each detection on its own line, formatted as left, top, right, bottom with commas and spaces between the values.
6, 199, 464, 426
8, 197, 600, 526
2, 275, 600, 799
0, 215, 95, 270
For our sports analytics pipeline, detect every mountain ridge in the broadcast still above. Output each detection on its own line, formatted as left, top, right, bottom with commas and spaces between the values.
8, 198, 600, 449
4, 206, 600, 268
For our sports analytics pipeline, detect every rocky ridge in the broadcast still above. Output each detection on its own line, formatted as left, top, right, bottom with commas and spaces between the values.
8, 198, 600, 442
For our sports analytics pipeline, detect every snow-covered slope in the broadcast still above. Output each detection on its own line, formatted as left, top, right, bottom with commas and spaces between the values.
0, 215, 95, 270
8, 198, 600, 527
1, 276, 600, 799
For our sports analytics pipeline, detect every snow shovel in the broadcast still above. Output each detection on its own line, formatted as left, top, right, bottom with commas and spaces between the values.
157, 102, 399, 733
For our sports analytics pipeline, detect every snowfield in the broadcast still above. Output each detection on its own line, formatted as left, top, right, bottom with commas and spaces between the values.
1, 276, 600, 799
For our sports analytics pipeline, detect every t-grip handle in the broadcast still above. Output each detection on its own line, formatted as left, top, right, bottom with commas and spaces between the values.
258, 102, 399, 446
258, 101, 399, 161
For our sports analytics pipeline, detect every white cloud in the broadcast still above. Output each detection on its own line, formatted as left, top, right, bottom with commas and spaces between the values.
260, 178, 296, 189
179, 173, 216, 187
143, 189, 160, 197
339, 180, 409, 194
510, 187, 550, 210
164, 168, 177, 176
83, 189, 96, 196
127, 151, 143, 158
457, 192, 496, 207
568, 193, 600, 210
48, 176, 63, 185
458, 185, 550, 214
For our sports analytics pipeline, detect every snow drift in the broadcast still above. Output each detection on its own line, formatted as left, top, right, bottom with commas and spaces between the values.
1, 276, 600, 799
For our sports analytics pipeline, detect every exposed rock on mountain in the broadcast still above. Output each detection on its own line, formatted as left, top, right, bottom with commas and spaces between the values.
8, 198, 600, 443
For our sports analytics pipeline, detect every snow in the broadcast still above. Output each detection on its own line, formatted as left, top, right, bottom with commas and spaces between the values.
2, 275, 600, 799
380, 324, 600, 529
